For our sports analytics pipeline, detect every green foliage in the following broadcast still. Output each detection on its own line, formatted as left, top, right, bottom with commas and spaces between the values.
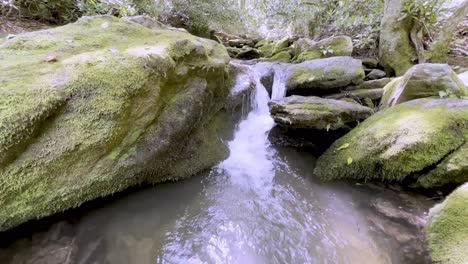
3, 0, 79, 24
401, 0, 446, 39
319, 45, 333, 56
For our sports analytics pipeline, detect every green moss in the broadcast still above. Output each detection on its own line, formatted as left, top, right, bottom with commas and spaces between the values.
379, 2, 416, 76
262, 50, 291, 63
272, 37, 290, 55
415, 142, 468, 188
255, 39, 269, 48
379, 77, 403, 109
426, 183, 468, 264
314, 98, 468, 185
293, 36, 353, 63
269, 96, 373, 130
295, 50, 322, 63
427, 42, 450, 63
288, 67, 325, 86
0, 16, 230, 231
259, 43, 275, 58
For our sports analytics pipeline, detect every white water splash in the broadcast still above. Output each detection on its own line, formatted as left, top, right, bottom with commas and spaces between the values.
219, 62, 287, 194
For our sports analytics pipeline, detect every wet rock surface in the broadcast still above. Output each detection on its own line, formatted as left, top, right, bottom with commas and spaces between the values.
269, 96, 373, 130
286, 56, 365, 95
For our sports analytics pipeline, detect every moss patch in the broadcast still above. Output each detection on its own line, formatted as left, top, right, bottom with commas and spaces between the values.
426, 183, 468, 263
314, 98, 468, 186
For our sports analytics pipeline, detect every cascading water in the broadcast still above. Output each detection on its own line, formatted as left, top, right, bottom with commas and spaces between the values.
0, 61, 433, 264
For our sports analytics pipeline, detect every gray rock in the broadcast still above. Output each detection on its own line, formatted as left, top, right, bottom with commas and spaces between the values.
345, 78, 394, 91
268, 95, 373, 130
380, 63, 467, 109
325, 88, 384, 101
286, 56, 365, 95
367, 69, 387, 80
228, 38, 254, 48
361, 58, 379, 68
294, 36, 353, 63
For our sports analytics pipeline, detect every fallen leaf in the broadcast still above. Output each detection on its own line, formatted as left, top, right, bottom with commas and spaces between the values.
337, 143, 350, 151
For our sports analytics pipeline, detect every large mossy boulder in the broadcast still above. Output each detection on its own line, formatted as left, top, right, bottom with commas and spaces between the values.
426, 183, 468, 264
379, 0, 416, 76
269, 96, 373, 130
314, 99, 468, 188
0, 16, 231, 231
286, 56, 365, 95
294, 36, 353, 63
380, 64, 468, 109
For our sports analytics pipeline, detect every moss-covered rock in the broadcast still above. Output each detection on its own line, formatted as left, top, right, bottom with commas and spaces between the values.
325, 88, 384, 101
294, 36, 353, 63
272, 37, 291, 55
258, 42, 275, 58
380, 64, 467, 109
379, 0, 416, 76
261, 50, 291, 63
314, 99, 468, 187
0, 16, 231, 231
426, 183, 468, 264
286, 56, 365, 95
254, 39, 269, 48
268, 96, 373, 130
345, 78, 394, 91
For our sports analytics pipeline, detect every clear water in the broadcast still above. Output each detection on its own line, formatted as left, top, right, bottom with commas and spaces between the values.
0, 62, 433, 264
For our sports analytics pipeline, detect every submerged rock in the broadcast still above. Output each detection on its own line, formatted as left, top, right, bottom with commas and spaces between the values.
0, 16, 230, 231
294, 36, 353, 63
380, 64, 467, 109
286, 56, 365, 95
426, 183, 468, 264
268, 96, 373, 130
314, 98, 468, 188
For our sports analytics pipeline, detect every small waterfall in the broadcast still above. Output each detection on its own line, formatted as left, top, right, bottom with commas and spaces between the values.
270, 64, 288, 100
219, 62, 287, 193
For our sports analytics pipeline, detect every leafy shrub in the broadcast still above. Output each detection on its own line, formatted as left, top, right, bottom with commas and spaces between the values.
5, 0, 79, 24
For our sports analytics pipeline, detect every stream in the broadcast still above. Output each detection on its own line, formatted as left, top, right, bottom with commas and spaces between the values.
0, 62, 435, 264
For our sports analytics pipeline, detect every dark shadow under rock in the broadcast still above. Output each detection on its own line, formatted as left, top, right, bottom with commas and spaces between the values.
268, 125, 350, 155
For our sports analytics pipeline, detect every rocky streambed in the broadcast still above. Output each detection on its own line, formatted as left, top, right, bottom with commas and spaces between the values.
0, 15, 467, 264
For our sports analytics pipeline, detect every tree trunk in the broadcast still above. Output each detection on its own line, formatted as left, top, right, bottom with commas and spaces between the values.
410, 20, 426, 64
